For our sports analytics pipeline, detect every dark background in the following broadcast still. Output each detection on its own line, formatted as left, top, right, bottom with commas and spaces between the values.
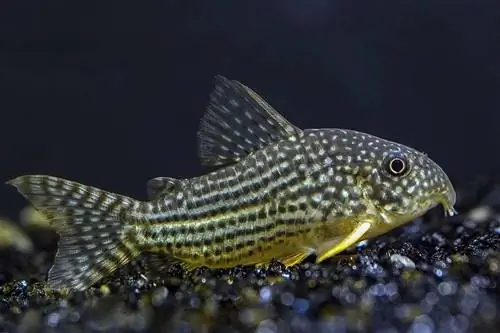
0, 0, 499, 220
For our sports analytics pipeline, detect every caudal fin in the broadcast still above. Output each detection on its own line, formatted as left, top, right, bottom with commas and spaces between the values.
6, 175, 142, 291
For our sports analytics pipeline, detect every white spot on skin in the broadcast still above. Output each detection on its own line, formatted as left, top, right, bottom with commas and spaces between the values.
192, 183, 204, 192
401, 197, 411, 208
312, 193, 322, 203
279, 161, 290, 170
86, 243, 97, 250
68, 199, 79, 207
79, 264, 90, 272
81, 226, 92, 233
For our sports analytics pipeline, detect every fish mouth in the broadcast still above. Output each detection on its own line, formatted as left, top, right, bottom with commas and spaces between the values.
379, 192, 457, 225
438, 178, 457, 217
440, 171, 457, 217
438, 193, 457, 217
418, 191, 457, 218
421, 191, 457, 218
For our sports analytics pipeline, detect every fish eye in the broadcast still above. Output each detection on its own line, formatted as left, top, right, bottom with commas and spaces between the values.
384, 153, 411, 177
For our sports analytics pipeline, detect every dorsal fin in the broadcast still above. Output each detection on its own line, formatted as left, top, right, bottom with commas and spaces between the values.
146, 177, 182, 200
197, 75, 302, 166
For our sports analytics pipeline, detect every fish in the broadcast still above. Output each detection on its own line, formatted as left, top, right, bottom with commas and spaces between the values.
6, 75, 457, 291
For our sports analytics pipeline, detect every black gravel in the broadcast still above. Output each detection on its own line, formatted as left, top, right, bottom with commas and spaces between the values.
0, 180, 499, 333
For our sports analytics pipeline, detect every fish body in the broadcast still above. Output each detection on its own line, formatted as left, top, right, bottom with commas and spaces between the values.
7, 76, 457, 291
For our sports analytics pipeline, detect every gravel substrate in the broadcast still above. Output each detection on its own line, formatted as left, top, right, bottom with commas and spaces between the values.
0, 179, 499, 333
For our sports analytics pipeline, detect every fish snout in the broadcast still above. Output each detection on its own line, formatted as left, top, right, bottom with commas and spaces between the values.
440, 176, 457, 217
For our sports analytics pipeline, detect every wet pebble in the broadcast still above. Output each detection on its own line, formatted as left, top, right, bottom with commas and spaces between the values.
390, 254, 416, 269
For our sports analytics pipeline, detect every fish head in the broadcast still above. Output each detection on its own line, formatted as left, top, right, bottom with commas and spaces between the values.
346, 131, 457, 225
316, 128, 457, 226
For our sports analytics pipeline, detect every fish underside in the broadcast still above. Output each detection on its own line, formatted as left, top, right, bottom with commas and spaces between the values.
6, 76, 457, 291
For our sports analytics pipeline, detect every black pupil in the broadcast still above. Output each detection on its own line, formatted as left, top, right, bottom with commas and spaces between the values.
390, 158, 405, 174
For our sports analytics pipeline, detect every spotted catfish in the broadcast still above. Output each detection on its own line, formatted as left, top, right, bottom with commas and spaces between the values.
6, 76, 457, 291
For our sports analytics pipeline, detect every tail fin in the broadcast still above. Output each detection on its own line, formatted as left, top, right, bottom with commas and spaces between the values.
6, 175, 142, 291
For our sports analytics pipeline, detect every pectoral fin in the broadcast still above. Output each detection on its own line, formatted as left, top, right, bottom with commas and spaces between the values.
316, 221, 372, 264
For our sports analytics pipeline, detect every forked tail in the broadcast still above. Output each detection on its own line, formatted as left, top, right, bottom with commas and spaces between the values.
6, 175, 142, 291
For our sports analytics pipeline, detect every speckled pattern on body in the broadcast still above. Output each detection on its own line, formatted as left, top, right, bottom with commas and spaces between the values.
5, 75, 456, 292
